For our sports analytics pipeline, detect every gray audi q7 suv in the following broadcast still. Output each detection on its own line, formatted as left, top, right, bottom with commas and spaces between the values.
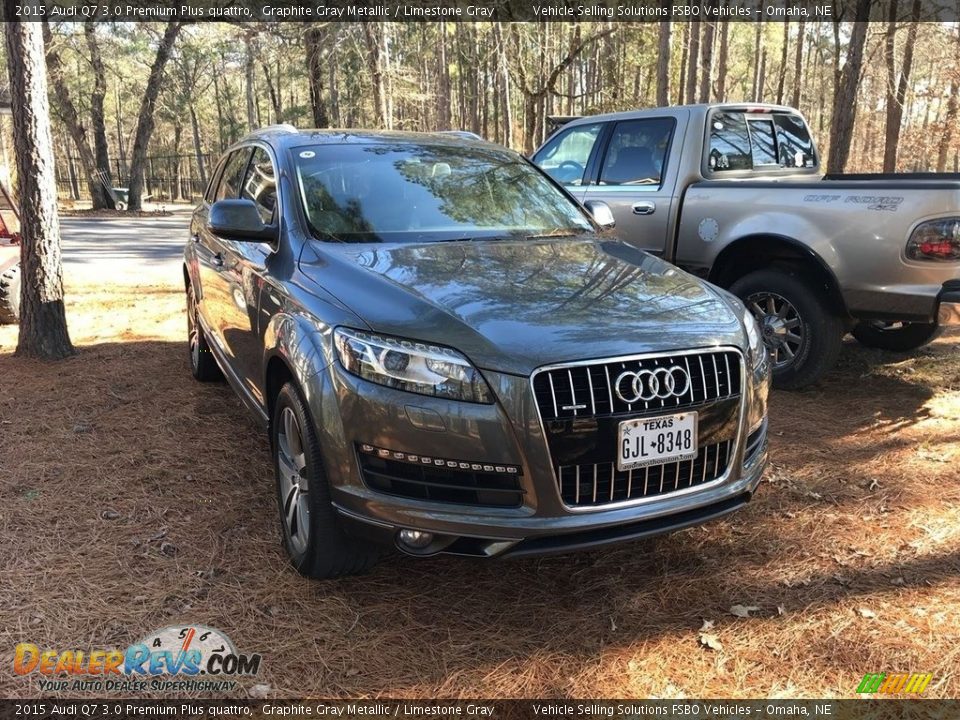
184, 126, 770, 579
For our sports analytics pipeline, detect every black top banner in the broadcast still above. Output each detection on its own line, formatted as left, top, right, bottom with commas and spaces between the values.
5, 0, 960, 22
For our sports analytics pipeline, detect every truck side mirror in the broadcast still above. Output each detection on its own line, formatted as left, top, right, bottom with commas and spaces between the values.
584, 200, 616, 230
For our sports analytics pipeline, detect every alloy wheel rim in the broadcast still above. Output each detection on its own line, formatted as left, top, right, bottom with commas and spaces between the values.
277, 407, 310, 555
746, 292, 804, 370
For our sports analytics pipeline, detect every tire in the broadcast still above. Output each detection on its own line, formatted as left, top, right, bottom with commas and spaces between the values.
272, 381, 381, 580
852, 321, 942, 352
731, 268, 844, 390
0, 262, 21, 325
186, 282, 222, 381
115, 201, 127, 212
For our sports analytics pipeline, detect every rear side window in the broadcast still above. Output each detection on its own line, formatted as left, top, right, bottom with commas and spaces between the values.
709, 111, 816, 172
240, 147, 277, 223
215, 148, 253, 201
599, 118, 674, 186
533, 123, 603, 186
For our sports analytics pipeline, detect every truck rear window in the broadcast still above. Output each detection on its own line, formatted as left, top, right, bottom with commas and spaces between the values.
708, 111, 816, 172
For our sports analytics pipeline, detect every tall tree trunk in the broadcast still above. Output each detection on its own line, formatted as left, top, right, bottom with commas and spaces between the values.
715, 23, 729, 101
126, 20, 182, 212
494, 22, 511, 147
883, 0, 921, 172
363, 24, 388, 128
827, 0, 871, 174
776, 22, 789, 104
304, 25, 328, 128
189, 103, 206, 187
685, 21, 700, 105
4, 21, 74, 359
791, 19, 805, 108
244, 30, 257, 131
752, 11, 764, 100
656, 19, 672, 107
677, 23, 688, 105
84, 20, 111, 207
41, 22, 109, 209
698, 19, 715, 103
936, 31, 960, 171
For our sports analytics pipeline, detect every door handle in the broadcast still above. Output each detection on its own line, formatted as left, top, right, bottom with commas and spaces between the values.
212, 253, 224, 267
632, 201, 656, 216
191, 234, 200, 244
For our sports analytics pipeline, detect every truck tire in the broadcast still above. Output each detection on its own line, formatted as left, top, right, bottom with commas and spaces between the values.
0, 263, 21, 325
731, 269, 843, 390
272, 381, 381, 580
852, 321, 941, 352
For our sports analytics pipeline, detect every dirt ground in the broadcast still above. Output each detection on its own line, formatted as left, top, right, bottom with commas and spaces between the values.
1, 282, 958, 700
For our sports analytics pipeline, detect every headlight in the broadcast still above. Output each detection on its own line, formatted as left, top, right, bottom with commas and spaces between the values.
333, 327, 494, 404
743, 309, 766, 367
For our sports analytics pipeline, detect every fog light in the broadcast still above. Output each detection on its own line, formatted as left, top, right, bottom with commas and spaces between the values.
398, 529, 434, 549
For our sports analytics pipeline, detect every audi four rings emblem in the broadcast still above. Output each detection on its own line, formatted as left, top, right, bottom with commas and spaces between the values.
614, 366, 691, 403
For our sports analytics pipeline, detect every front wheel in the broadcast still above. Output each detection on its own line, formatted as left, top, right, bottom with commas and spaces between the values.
272, 381, 380, 580
852, 321, 941, 352
731, 269, 844, 390
186, 282, 222, 381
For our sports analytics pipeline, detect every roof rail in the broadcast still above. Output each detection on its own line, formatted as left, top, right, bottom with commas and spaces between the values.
251, 123, 298, 135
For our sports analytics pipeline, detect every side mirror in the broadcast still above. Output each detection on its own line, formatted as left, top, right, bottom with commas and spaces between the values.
584, 200, 616, 230
208, 199, 277, 242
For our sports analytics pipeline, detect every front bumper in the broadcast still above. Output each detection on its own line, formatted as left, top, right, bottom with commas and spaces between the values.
307, 348, 768, 559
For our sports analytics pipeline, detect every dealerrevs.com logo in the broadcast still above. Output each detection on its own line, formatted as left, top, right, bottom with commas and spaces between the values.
14, 625, 262, 693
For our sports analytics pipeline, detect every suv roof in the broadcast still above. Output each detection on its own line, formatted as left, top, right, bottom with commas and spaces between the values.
239, 127, 495, 152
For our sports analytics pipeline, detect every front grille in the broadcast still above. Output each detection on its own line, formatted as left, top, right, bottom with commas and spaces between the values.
557, 439, 732, 507
533, 349, 743, 509
358, 452, 524, 508
533, 349, 741, 421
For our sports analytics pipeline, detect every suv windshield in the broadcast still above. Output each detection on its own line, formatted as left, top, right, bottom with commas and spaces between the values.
293, 143, 594, 243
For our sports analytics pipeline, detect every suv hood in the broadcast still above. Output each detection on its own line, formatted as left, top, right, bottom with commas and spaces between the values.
299, 237, 742, 376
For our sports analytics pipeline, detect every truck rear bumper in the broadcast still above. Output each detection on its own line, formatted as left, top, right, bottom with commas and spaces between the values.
938, 283, 960, 327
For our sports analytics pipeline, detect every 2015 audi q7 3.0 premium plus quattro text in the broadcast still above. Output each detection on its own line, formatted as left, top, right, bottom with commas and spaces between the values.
184, 127, 770, 579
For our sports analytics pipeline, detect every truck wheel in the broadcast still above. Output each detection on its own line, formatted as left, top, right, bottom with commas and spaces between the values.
272, 381, 381, 580
186, 283, 222, 381
852, 321, 941, 352
731, 269, 843, 390
0, 262, 21, 325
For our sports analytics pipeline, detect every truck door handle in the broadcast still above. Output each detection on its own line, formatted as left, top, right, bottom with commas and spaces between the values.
632, 201, 656, 216
212, 253, 224, 267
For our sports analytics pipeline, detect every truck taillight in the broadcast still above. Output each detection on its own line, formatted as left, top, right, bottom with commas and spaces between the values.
906, 218, 960, 262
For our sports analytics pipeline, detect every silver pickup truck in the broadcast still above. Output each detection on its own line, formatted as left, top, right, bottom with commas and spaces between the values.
533, 103, 960, 388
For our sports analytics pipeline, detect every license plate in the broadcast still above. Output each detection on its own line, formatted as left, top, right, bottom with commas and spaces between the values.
617, 412, 699, 472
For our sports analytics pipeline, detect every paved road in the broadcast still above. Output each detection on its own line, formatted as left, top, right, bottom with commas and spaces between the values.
61, 209, 192, 287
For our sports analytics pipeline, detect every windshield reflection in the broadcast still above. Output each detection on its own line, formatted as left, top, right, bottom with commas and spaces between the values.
294, 142, 594, 243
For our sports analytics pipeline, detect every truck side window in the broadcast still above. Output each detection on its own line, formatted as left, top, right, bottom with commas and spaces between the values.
533, 123, 603, 186
747, 118, 779, 166
708, 113, 752, 171
774, 113, 816, 168
598, 118, 674, 187
240, 147, 277, 223
215, 148, 253, 202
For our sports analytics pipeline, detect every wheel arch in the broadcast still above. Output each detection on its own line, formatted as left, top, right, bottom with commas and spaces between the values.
709, 234, 848, 318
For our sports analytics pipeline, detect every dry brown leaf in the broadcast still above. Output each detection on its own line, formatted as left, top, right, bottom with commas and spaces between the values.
729, 604, 760, 618
699, 632, 724, 652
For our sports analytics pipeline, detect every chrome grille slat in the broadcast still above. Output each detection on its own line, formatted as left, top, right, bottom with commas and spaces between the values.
555, 439, 732, 508
533, 349, 742, 509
